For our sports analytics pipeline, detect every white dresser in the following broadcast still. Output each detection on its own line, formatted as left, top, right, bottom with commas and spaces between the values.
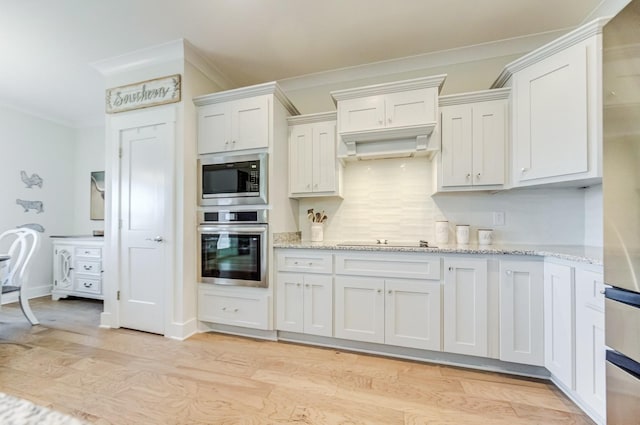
51, 237, 104, 301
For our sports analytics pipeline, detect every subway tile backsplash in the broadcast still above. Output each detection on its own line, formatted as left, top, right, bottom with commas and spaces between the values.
298, 156, 591, 245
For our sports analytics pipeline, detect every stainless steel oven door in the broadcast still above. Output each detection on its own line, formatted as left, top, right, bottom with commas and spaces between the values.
198, 224, 267, 288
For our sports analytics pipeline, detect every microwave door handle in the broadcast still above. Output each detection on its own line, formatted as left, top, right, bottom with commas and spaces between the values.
198, 225, 268, 234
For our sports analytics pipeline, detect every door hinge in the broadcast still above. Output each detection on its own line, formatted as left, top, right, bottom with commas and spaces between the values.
119, 147, 123, 158
117, 290, 120, 301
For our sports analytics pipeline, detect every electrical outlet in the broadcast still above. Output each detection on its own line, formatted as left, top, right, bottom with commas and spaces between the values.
493, 211, 505, 226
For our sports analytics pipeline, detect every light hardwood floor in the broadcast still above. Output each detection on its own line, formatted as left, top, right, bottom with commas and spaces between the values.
0, 297, 594, 425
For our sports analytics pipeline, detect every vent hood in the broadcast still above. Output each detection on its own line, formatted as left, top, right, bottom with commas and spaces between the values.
331, 74, 446, 161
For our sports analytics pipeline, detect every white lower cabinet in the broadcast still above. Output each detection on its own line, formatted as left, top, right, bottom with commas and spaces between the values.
499, 260, 544, 366
443, 258, 488, 357
544, 262, 575, 390
276, 273, 333, 337
334, 276, 441, 350
198, 285, 270, 330
52, 238, 104, 301
575, 268, 606, 422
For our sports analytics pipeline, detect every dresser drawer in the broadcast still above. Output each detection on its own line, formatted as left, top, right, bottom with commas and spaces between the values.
74, 277, 101, 295
198, 286, 270, 330
335, 252, 441, 280
75, 260, 101, 275
75, 247, 101, 258
276, 250, 333, 274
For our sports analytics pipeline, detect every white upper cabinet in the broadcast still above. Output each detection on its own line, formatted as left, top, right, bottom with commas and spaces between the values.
288, 112, 342, 198
194, 82, 299, 155
438, 89, 509, 191
493, 18, 607, 187
330, 75, 446, 160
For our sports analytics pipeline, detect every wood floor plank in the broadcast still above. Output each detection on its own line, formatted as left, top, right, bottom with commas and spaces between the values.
0, 298, 594, 424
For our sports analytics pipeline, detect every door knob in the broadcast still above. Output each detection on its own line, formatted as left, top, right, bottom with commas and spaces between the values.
146, 236, 164, 242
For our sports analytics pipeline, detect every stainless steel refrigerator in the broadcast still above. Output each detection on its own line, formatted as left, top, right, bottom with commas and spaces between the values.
603, 0, 640, 423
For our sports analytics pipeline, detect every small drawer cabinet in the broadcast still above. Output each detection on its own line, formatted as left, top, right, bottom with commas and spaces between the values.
52, 237, 104, 301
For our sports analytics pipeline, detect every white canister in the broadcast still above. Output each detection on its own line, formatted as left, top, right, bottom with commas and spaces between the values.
435, 221, 449, 244
311, 223, 324, 242
456, 225, 470, 245
478, 229, 493, 245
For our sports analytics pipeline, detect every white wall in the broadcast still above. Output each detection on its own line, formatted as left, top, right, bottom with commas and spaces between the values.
0, 105, 75, 296
297, 157, 587, 245
72, 126, 106, 235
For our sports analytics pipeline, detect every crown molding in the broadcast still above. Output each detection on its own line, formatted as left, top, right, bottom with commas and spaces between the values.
91, 39, 186, 77
581, 0, 631, 24
278, 30, 565, 93
287, 111, 336, 126
193, 81, 299, 115
330, 75, 447, 103
439, 87, 511, 106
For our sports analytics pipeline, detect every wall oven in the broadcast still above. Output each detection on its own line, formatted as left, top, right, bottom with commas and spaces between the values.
198, 152, 267, 206
198, 209, 268, 288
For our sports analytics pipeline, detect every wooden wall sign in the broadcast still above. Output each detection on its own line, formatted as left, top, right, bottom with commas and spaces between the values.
106, 74, 181, 113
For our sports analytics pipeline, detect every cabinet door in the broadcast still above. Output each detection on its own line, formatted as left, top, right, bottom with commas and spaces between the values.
338, 96, 385, 133
544, 262, 575, 389
276, 273, 304, 333
575, 269, 605, 420
499, 260, 544, 366
385, 88, 437, 128
443, 258, 488, 357
53, 246, 73, 290
334, 276, 385, 343
312, 122, 337, 193
514, 44, 588, 183
289, 125, 314, 194
472, 100, 506, 186
303, 274, 333, 337
231, 95, 269, 150
441, 105, 473, 187
198, 103, 231, 154
385, 279, 441, 351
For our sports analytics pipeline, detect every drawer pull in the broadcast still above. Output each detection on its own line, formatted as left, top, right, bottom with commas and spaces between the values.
234, 308, 239, 312
83, 282, 92, 288
388, 290, 392, 295
84, 251, 91, 255
377, 289, 382, 294
448, 266, 453, 271
305, 284, 310, 288
308, 262, 313, 266
296, 283, 301, 287
294, 261, 299, 265
84, 265, 92, 271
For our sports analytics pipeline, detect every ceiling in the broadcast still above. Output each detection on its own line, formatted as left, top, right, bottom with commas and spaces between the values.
0, 0, 616, 127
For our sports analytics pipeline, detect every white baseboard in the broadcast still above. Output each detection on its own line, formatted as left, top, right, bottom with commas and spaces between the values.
165, 318, 198, 340
99, 311, 114, 328
1, 284, 51, 305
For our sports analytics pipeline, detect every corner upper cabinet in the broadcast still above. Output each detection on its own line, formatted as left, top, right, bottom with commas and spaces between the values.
288, 112, 342, 198
195, 82, 299, 154
437, 89, 509, 192
493, 18, 606, 187
330, 75, 446, 160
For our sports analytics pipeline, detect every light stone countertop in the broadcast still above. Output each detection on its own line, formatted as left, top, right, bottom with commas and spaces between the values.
273, 241, 604, 265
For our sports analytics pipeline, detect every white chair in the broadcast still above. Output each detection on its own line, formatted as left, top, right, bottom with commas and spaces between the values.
0, 228, 40, 325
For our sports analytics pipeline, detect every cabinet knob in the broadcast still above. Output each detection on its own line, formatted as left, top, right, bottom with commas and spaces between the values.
521, 167, 529, 173
296, 283, 301, 287
294, 261, 299, 265
448, 266, 453, 271
388, 290, 392, 295
476, 173, 481, 178
308, 262, 313, 266
378, 119, 383, 125
466, 173, 471, 179
305, 284, 310, 288
506, 270, 512, 275
388, 118, 392, 124
314, 184, 318, 189
377, 289, 382, 294
225, 141, 229, 145
306, 184, 311, 189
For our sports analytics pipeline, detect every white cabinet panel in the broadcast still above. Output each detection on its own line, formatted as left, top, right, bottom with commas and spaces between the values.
499, 260, 544, 366
472, 101, 506, 186
276, 273, 304, 333
197, 103, 230, 154
385, 279, 441, 351
198, 286, 270, 330
575, 269, 605, 421
385, 89, 436, 128
338, 97, 385, 133
443, 258, 488, 357
312, 122, 337, 193
335, 253, 440, 280
288, 125, 313, 194
334, 276, 385, 344
544, 262, 575, 389
441, 105, 473, 187
303, 274, 333, 337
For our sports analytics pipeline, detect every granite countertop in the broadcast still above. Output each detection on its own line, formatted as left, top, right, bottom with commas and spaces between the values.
273, 241, 603, 265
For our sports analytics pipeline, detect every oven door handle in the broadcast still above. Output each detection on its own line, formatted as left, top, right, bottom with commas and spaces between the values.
198, 225, 268, 234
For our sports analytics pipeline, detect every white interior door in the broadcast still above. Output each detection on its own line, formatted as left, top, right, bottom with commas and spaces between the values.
119, 123, 170, 334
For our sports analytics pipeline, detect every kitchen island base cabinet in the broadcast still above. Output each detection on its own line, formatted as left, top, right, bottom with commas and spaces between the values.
443, 258, 488, 357
499, 260, 544, 366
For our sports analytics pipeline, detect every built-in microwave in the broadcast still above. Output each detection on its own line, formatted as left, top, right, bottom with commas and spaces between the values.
198, 153, 267, 206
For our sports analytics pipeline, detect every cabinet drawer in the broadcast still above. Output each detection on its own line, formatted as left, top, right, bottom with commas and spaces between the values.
335, 253, 441, 280
198, 287, 270, 330
75, 260, 101, 275
276, 251, 333, 274
75, 247, 101, 258
74, 277, 101, 295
